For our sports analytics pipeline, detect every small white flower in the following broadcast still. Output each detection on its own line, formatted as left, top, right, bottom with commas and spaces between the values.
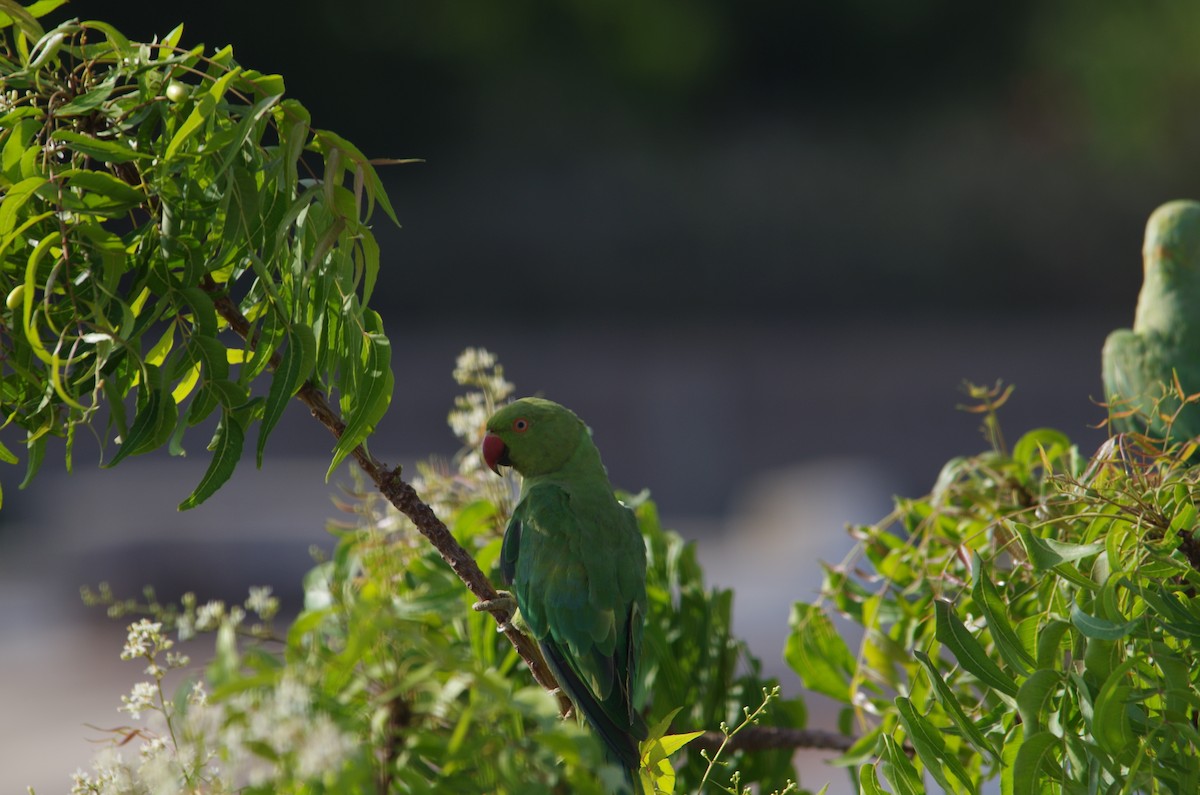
188, 681, 208, 707
176, 613, 195, 642
245, 585, 278, 618
70, 769, 94, 795
195, 601, 225, 631
122, 619, 165, 660
120, 681, 159, 720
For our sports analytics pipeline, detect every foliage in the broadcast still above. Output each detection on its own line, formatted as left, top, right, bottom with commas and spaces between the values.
68, 350, 809, 794
790, 380, 1200, 793
0, 3, 406, 509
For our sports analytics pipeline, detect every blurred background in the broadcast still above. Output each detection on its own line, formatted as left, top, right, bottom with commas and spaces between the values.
5, 1, 1200, 791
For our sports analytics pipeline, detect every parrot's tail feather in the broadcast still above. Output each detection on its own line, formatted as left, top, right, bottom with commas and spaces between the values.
540, 640, 642, 773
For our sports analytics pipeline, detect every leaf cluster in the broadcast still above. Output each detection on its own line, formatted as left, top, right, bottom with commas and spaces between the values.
0, 5, 403, 508
792, 383, 1200, 794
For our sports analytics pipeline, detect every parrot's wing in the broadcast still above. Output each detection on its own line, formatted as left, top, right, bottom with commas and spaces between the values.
500, 512, 521, 586
512, 484, 647, 769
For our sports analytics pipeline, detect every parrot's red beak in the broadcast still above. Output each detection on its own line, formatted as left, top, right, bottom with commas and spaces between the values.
482, 433, 508, 475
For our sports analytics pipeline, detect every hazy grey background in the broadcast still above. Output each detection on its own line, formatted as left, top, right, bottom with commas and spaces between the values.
6, 1, 1200, 792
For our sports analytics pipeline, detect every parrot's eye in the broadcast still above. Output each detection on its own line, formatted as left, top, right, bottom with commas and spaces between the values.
513, 418, 530, 433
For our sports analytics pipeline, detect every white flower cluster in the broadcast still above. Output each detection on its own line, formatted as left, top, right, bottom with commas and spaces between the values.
71, 674, 358, 794
448, 347, 514, 449
121, 619, 169, 661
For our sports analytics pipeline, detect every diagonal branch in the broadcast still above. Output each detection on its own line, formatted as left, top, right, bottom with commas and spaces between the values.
203, 279, 573, 717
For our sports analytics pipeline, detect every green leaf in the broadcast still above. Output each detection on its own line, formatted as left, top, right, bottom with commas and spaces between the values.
895, 696, 977, 795
178, 409, 244, 510
915, 650, 1000, 761
1092, 659, 1138, 755
48, 169, 147, 216
106, 370, 179, 466
1013, 522, 1103, 570
1070, 600, 1140, 641
1011, 730, 1058, 795
0, 0, 44, 40
257, 323, 316, 467
325, 310, 392, 480
49, 130, 148, 164
858, 765, 888, 795
972, 557, 1036, 675
879, 733, 924, 795
1034, 619, 1071, 669
165, 92, 217, 162
50, 76, 115, 116
19, 433, 45, 489
934, 600, 1018, 698
1012, 427, 1072, 473
784, 602, 857, 702
1015, 668, 1061, 735
0, 438, 18, 465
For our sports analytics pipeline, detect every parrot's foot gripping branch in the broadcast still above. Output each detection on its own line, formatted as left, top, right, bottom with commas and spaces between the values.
472, 591, 518, 631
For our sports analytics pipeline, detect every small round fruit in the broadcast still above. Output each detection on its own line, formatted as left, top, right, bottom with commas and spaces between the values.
6, 284, 24, 310
165, 80, 188, 103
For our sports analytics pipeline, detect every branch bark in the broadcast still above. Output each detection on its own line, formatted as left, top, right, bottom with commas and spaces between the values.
205, 280, 573, 717
692, 726, 857, 754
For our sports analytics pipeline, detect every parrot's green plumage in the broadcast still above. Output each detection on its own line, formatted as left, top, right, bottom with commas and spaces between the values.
1103, 200, 1200, 447
481, 397, 648, 789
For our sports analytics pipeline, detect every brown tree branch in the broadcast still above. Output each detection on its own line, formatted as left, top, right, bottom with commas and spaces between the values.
692, 726, 858, 755
204, 279, 573, 716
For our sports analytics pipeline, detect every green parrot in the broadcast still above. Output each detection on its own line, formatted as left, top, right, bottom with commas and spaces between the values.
1103, 200, 1200, 448
478, 397, 648, 789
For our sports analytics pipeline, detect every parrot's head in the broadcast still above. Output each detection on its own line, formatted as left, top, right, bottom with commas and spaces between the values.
1144, 200, 1200, 286
482, 397, 587, 477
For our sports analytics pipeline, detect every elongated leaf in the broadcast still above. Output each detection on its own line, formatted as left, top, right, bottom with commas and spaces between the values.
0, 438, 17, 466
178, 409, 244, 510
1014, 522, 1103, 570
972, 558, 1035, 675
1070, 601, 1140, 641
915, 650, 1000, 761
106, 370, 178, 466
0, 0, 44, 41
1092, 658, 1140, 755
859, 765, 888, 795
19, 433, 45, 489
785, 602, 856, 702
1016, 669, 1061, 734
257, 323, 316, 467
935, 600, 1018, 697
326, 311, 392, 480
49, 129, 148, 163
1035, 619, 1071, 669
879, 734, 923, 795
1012, 730, 1058, 795
895, 696, 976, 795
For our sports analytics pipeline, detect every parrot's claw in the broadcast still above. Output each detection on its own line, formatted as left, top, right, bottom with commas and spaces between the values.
472, 591, 517, 631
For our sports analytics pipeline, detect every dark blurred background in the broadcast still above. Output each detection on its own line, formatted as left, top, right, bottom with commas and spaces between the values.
6, 1, 1200, 791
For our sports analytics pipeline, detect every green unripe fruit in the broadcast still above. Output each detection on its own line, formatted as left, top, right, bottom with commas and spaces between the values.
165, 80, 188, 103
6, 284, 24, 310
